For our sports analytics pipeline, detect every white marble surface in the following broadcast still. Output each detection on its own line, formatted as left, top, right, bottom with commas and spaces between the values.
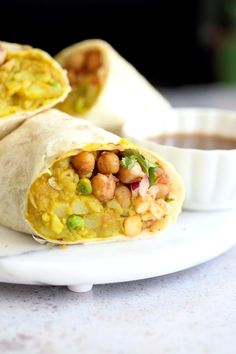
1, 85, 236, 354
0, 244, 235, 354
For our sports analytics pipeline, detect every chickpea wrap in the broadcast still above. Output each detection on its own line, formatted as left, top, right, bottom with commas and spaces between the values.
0, 41, 70, 139
0, 109, 184, 245
55, 39, 171, 134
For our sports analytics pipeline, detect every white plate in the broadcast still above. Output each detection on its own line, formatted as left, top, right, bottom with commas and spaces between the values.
0, 210, 236, 292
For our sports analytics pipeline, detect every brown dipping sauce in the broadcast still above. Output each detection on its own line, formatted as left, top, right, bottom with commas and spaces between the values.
149, 133, 236, 150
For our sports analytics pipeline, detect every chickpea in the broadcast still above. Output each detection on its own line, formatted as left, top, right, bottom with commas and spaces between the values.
91, 173, 116, 202
110, 149, 120, 155
134, 195, 151, 214
123, 215, 142, 237
97, 152, 120, 174
71, 151, 95, 178
115, 184, 131, 209
86, 50, 101, 71
118, 162, 145, 184
147, 185, 159, 198
143, 219, 156, 230
66, 52, 85, 72
0, 44, 6, 66
156, 183, 170, 200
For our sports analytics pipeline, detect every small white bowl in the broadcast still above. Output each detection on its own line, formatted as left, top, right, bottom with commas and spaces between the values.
123, 108, 236, 211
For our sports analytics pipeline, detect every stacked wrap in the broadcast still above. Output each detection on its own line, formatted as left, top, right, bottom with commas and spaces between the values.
55, 39, 171, 133
0, 41, 70, 139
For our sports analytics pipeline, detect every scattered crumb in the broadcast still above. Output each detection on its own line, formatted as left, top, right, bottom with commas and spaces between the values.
58, 244, 68, 250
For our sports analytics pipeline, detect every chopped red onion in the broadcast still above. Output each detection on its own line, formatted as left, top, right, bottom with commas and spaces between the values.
131, 182, 140, 199
139, 175, 149, 199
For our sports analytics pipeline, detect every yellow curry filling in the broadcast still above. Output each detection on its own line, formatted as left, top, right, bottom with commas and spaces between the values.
27, 147, 174, 242
57, 49, 104, 115
0, 47, 67, 117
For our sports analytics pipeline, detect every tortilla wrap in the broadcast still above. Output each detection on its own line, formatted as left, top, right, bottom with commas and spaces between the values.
0, 109, 184, 245
55, 39, 171, 134
0, 41, 70, 139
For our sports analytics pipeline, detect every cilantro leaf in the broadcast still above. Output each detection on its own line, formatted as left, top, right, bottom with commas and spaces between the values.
122, 150, 150, 174
121, 155, 137, 169
122, 149, 160, 185
149, 166, 158, 186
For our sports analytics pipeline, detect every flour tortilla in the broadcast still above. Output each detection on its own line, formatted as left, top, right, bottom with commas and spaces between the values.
55, 39, 171, 134
0, 109, 184, 244
0, 41, 70, 139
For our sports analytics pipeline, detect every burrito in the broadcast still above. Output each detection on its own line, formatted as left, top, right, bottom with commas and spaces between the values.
0, 109, 184, 244
0, 41, 70, 139
55, 39, 171, 133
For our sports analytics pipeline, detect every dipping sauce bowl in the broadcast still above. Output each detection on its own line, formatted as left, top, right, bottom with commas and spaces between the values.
123, 108, 236, 211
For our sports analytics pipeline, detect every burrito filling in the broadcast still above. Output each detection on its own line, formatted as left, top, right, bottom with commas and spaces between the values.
0, 46, 67, 117
27, 148, 174, 242
57, 50, 104, 115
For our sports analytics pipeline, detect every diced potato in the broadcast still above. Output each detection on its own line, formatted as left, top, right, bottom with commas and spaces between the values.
85, 195, 103, 213
14, 71, 32, 82
84, 214, 101, 229
71, 198, 89, 215
100, 210, 121, 236
106, 199, 123, 214
37, 196, 50, 211
23, 100, 34, 110
39, 225, 55, 239
50, 214, 64, 234
81, 229, 97, 239
57, 168, 79, 193
42, 213, 50, 223
25, 84, 46, 99
54, 203, 68, 218
5, 81, 22, 95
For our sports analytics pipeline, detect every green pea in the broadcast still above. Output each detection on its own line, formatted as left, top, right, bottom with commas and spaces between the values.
165, 198, 174, 203
67, 214, 84, 231
85, 84, 98, 106
77, 178, 92, 195
50, 81, 61, 89
75, 97, 85, 113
